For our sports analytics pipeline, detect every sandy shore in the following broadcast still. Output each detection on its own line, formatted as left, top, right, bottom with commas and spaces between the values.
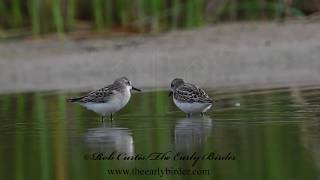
1, 22, 320, 93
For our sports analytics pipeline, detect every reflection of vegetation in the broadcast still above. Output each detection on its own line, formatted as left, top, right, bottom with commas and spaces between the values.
0, 87, 320, 179
0, 0, 308, 37
55, 95, 67, 180
34, 94, 52, 180
15, 95, 25, 180
0, 96, 10, 179
212, 88, 319, 179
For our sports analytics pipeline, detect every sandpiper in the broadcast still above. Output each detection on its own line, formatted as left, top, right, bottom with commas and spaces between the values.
169, 78, 213, 117
67, 77, 141, 120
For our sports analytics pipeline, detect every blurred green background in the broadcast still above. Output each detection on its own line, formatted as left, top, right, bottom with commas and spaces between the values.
0, 0, 319, 37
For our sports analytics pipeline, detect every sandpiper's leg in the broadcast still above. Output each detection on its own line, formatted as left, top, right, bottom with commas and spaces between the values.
200, 112, 204, 117
101, 116, 105, 122
110, 113, 113, 121
187, 113, 191, 118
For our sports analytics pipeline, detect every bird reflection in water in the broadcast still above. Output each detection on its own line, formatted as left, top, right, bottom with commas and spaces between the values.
84, 121, 134, 156
175, 116, 213, 152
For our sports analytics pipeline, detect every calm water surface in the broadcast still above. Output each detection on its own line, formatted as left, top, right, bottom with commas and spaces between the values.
0, 86, 320, 179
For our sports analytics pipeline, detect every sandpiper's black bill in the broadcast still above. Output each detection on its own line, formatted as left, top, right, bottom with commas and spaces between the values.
168, 91, 173, 97
132, 86, 142, 92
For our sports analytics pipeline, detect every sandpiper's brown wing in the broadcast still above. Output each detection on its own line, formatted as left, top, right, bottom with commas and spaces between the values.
67, 83, 122, 103
174, 83, 213, 103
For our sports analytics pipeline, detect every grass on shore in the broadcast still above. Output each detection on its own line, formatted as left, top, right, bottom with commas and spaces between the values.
0, 0, 306, 37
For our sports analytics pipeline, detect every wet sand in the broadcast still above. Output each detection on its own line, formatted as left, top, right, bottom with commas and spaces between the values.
0, 22, 320, 93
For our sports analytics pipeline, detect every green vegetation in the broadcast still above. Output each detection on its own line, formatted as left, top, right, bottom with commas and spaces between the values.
0, 0, 308, 37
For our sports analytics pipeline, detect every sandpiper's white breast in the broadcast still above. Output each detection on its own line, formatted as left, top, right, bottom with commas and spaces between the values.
81, 87, 131, 116
173, 98, 212, 114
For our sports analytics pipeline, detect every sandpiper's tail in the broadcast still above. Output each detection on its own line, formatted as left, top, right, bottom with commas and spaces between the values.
67, 97, 83, 103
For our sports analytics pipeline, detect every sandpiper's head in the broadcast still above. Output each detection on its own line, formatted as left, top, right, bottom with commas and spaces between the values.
115, 77, 141, 92
169, 78, 184, 96
115, 77, 131, 86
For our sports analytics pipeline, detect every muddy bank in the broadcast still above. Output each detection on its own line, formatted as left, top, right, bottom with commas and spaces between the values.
0, 22, 320, 93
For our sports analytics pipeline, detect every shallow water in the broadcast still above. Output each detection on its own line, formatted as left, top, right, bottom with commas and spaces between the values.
0, 86, 320, 179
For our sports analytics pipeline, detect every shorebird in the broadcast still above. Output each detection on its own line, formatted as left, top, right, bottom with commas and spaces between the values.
169, 78, 213, 117
67, 77, 141, 120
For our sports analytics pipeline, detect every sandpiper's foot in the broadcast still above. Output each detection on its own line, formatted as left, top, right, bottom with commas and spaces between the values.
186, 113, 192, 118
